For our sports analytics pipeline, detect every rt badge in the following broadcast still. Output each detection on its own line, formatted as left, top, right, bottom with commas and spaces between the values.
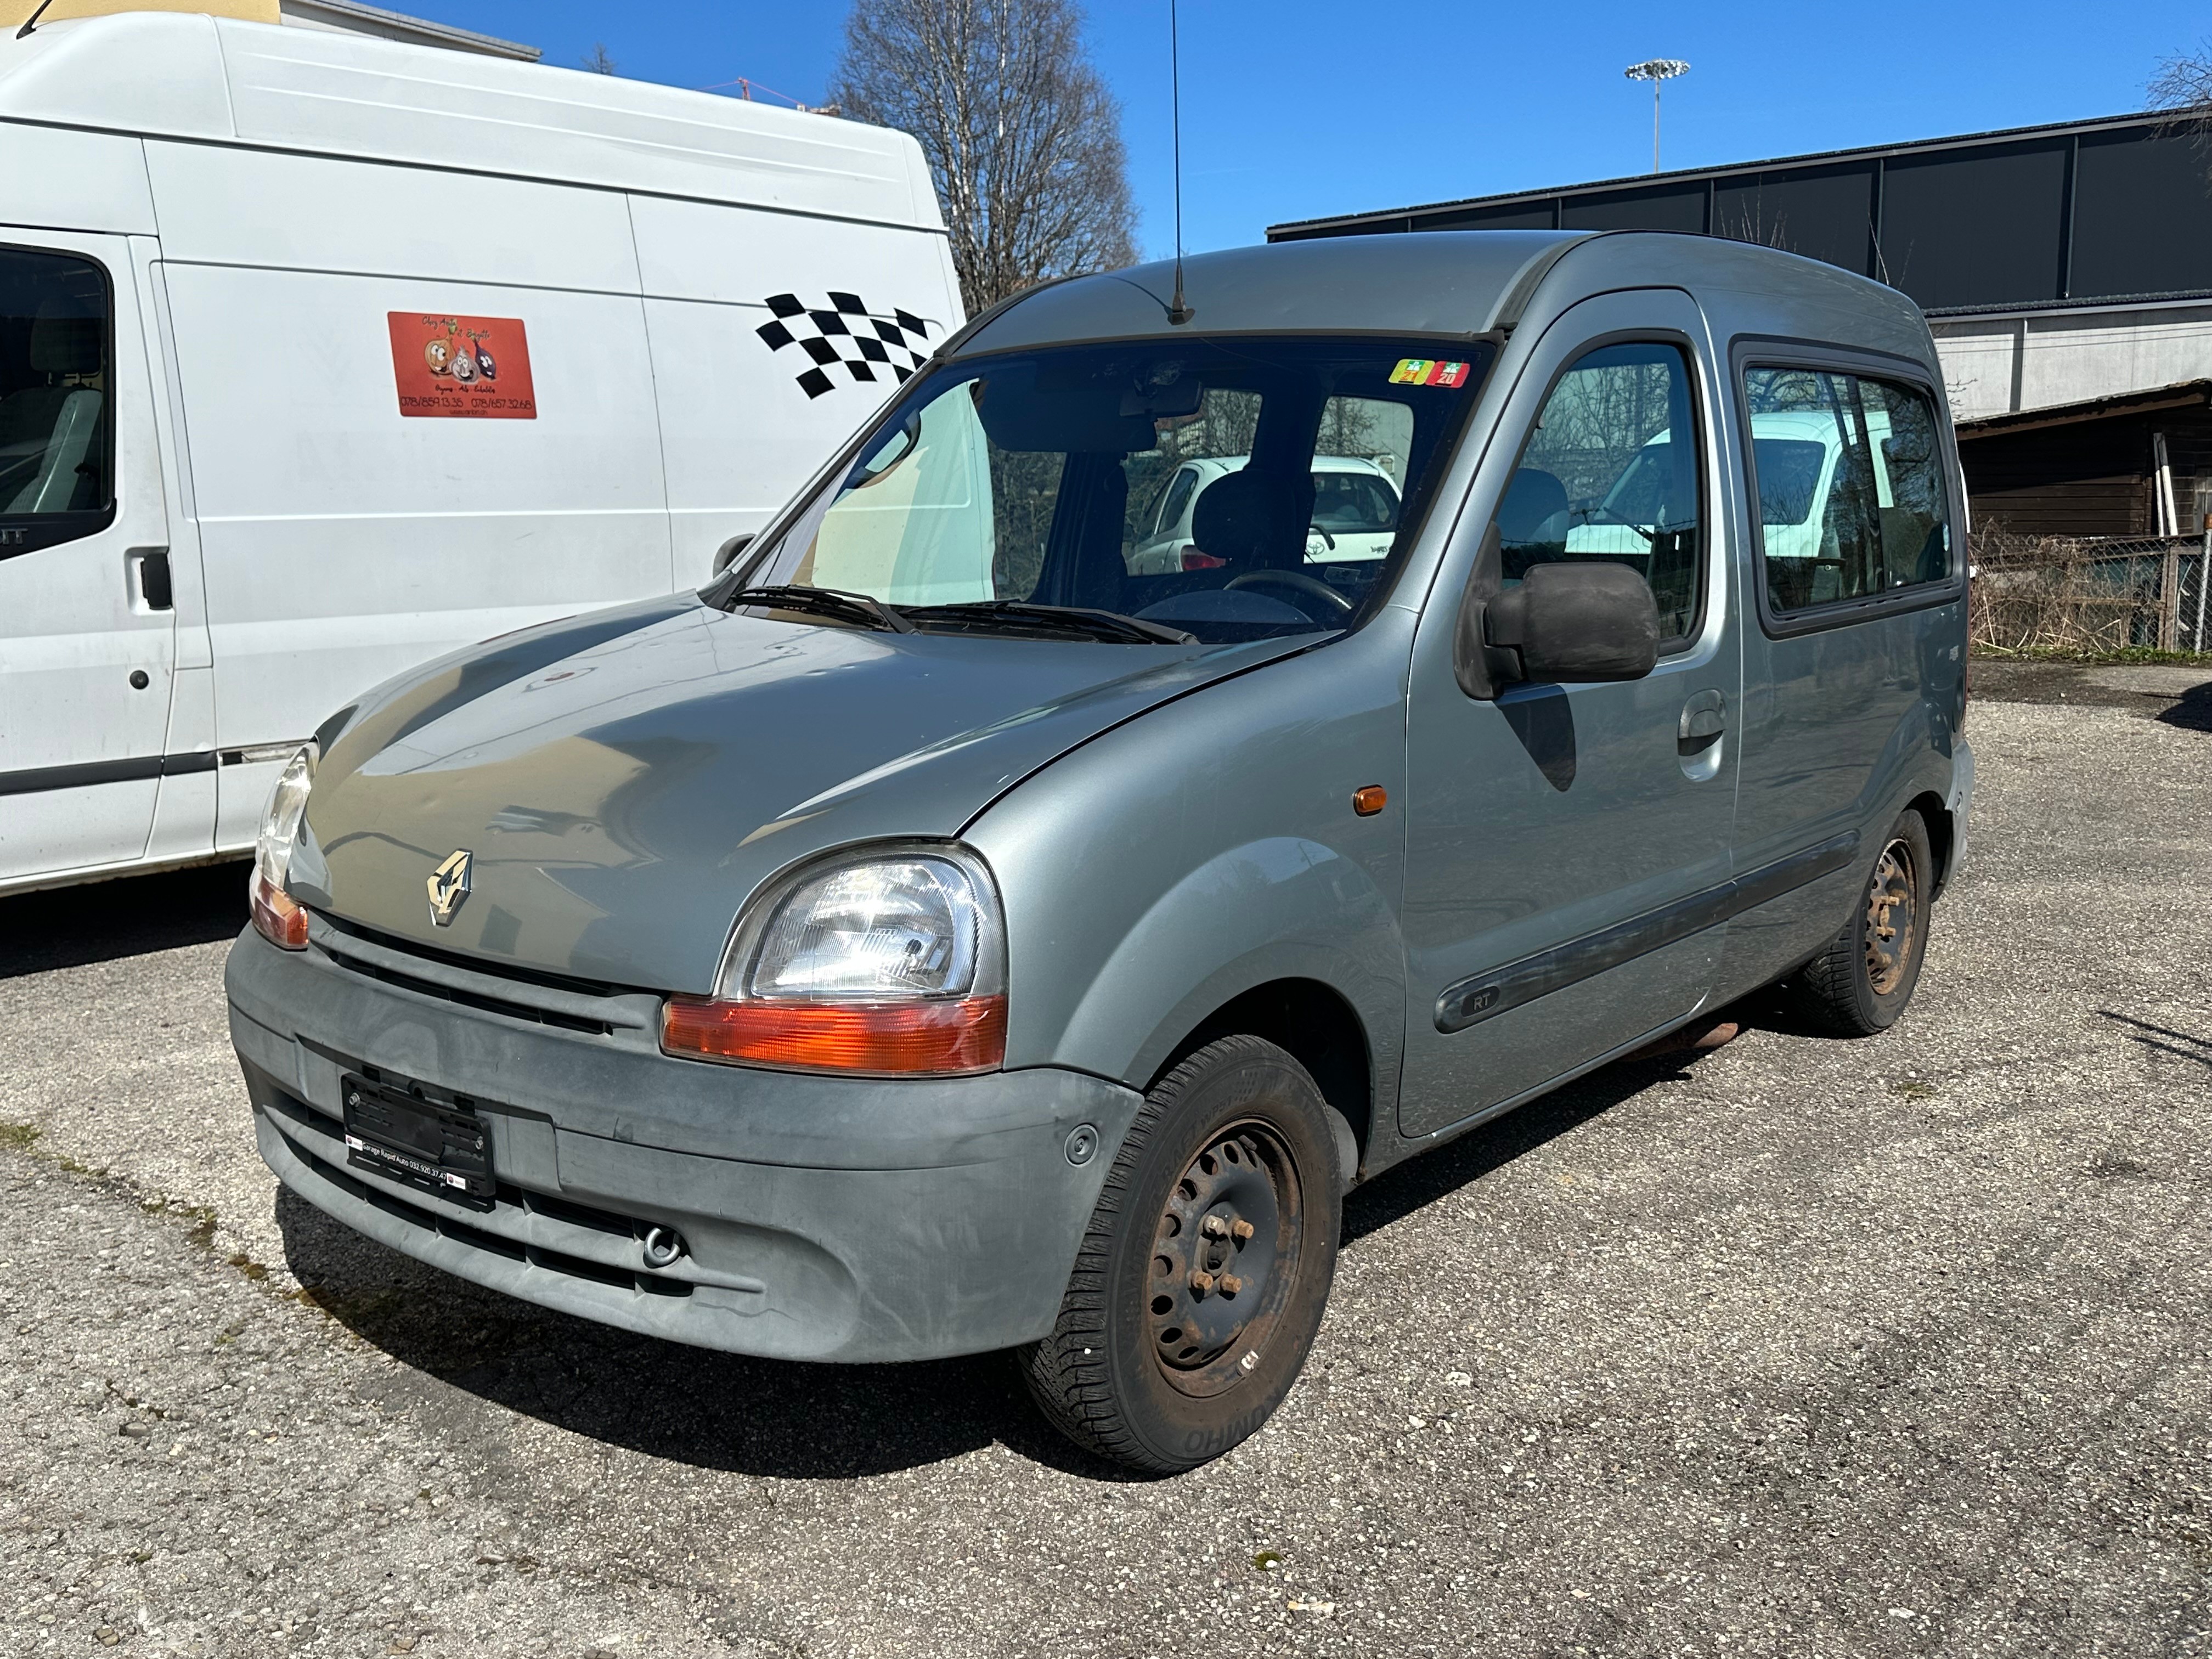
427, 849, 473, 927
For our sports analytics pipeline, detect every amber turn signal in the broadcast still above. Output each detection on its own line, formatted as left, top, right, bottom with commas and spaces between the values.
1352, 785, 1387, 817
249, 867, 309, 950
662, 994, 1007, 1076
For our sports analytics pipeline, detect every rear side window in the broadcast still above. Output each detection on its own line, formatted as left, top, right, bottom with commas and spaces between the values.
1496, 340, 1704, 644
1742, 366, 1953, 616
0, 245, 114, 558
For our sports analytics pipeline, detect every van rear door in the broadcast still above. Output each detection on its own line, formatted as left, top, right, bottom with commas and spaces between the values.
0, 232, 179, 885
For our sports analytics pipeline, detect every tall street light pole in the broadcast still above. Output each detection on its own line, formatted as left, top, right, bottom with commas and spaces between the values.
1624, 59, 1690, 173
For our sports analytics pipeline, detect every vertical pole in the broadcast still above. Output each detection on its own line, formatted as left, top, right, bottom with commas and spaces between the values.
2162, 539, 2181, 652
1653, 80, 1662, 173
2198, 525, 2211, 652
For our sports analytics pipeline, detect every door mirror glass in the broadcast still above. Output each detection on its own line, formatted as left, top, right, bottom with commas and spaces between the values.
1486, 562, 1661, 684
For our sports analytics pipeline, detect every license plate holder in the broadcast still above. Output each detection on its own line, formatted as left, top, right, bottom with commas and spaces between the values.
341, 1075, 495, 1211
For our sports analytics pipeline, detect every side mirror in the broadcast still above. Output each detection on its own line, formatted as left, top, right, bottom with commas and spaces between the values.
1484, 563, 1660, 685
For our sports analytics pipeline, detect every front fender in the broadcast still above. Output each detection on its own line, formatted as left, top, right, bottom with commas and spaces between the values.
1059, 837, 1406, 1098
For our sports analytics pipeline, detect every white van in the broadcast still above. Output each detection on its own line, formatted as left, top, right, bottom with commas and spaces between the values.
0, 12, 962, 895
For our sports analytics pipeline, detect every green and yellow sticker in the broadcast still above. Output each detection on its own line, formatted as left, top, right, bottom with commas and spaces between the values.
1389, 358, 1472, 388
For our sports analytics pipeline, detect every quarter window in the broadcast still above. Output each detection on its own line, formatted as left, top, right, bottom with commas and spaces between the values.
0, 246, 114, 557
1496, 341, 1703, 642
1742, 366, 1953, 615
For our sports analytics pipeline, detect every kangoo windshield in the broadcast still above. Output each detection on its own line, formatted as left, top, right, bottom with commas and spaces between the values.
732, 336, 1493, 645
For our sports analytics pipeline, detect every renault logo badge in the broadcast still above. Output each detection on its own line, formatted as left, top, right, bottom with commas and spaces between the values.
427, 849, 472, 927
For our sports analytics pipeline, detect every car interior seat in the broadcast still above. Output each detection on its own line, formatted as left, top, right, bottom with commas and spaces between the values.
1497, 467, 1570, 577
0, 308, 105, 514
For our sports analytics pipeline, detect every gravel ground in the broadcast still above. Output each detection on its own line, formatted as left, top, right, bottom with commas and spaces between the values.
3, 680, 2210, 1659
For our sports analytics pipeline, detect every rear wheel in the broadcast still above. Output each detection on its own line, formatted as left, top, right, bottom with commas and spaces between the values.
1020, 1036, 1341, 1474
1790, 807, 1934, 1035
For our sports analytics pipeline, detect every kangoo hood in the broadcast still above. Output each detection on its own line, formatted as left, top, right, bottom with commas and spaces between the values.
289, 596, 1306, 991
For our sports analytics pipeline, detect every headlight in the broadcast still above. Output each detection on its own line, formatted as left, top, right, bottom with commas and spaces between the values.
247, 744, 317, 950
662, 845, 1007, 1075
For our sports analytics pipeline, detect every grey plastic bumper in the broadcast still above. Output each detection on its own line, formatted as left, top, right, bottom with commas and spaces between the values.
225, 927, 1143, 1363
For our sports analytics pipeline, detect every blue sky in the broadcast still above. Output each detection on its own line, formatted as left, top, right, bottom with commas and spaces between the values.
425, 2, 2198, 261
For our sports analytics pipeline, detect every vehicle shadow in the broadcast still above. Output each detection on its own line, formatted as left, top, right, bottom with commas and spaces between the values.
274, 1185, 1141, 1482
0, 859, 250, 980
281, 1022, 1761, 1482
2156, 681, 2212, 733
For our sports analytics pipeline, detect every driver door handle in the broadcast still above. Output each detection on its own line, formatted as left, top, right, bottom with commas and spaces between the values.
1678, 688, 1727, 752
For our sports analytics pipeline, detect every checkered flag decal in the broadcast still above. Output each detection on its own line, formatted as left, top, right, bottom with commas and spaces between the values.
756, 292, 935, 399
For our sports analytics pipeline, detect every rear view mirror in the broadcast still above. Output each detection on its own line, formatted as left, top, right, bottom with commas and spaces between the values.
1484, 563, 1660, 685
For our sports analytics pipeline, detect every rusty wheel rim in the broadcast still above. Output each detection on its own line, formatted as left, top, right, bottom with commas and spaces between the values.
1145, 1121, 1303, 1400
1863, 837, 1919, 997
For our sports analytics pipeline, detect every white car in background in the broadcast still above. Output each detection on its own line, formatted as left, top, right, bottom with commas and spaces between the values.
1128, 454, 1402, 574
1564, 409, 1891, 564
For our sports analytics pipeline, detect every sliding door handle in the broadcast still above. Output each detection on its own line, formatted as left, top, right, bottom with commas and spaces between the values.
128, 546, 172, 611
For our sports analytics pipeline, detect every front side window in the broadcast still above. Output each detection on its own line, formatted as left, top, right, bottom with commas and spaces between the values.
741, 336, 1489, 645
1742, 366, 1953, 616
0, 246, 113, 557
1493, 341, 1703, 643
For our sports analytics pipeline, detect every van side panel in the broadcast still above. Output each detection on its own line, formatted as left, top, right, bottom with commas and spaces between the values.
631, 196, 962, 580
0, 126, 156, 237
149, 142, 674, 845
144, 143, 642, 292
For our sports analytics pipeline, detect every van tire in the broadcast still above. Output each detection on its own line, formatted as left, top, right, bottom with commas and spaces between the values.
1791, 807, 1934, 1036
1019, 1036, 1341, 1474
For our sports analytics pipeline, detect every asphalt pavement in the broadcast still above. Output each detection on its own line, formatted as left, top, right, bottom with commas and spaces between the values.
3, 669, 2209, 1658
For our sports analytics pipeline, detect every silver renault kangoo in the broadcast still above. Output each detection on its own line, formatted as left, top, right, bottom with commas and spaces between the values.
226, 232, 1974, 1472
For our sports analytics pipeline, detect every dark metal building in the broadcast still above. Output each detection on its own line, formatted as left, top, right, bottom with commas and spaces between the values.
1269, 111, 2212, 536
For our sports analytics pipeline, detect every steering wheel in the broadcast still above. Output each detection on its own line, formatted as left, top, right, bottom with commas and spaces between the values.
1225, 568, 1355, 616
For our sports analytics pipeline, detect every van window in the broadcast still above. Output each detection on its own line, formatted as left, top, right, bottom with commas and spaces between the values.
0, 246, 113, 557
1742, 367, 1953, 614
1495, 341, 1702, 642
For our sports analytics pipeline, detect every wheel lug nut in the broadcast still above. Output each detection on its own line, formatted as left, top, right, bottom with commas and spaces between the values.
1219, 1274, 1243, 1295
1201, 1215, 1228, 1238
1231, 1218, 1254, 1241
1189, 1271, 1214, 1297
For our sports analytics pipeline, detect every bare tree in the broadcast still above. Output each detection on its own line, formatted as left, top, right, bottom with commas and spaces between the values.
829, 0, 1138, 314
2151, 43, 2212, 115
2151, 42, 2212, 181
581, 42, 617, 75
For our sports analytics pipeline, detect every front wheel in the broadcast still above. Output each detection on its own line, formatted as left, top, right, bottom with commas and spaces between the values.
1790, 807, 1936, 1035
1020, 1036, 1342, 1474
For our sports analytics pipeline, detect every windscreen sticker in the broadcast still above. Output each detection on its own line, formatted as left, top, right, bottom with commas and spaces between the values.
388, 313, 536, 419
1389, 358, 1472, 388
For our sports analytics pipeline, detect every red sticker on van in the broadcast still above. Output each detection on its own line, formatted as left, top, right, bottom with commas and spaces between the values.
388, 313, 536, 419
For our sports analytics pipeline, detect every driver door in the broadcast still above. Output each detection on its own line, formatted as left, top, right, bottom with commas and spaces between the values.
0, 232, 177, 884
1397, 289, 1742, 1137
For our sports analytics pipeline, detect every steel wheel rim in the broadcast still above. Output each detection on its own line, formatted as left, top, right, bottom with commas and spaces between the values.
1145, 1120, 1304, 1400
1863, 837, 1919, 996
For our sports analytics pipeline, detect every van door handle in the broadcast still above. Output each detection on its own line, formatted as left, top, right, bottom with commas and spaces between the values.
129, 547, 173, 611
1678, 688, 1727, 753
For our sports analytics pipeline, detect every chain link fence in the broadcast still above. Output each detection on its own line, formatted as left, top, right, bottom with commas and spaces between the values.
1970, 529, 2212, 654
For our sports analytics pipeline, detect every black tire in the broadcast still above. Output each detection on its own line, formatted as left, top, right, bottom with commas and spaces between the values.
1020, 1035, 1342, 1474
1791, 807, 1935, 1036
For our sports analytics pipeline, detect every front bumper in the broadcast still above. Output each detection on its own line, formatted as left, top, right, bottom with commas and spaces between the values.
225, 922, 1142, 1363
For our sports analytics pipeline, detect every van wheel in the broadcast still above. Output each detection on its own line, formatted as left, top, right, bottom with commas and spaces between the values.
1019, 1036, 1341, 1474
1791, 808, 1934, 1036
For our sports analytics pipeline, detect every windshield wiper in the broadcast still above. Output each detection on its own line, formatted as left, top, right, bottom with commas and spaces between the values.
728, 584, 915, 633
900, 600, 1198, 646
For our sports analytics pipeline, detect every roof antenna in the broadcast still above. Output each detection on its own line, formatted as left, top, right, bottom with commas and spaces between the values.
16, 0, 57, 38
1166, 0, 1194, 325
